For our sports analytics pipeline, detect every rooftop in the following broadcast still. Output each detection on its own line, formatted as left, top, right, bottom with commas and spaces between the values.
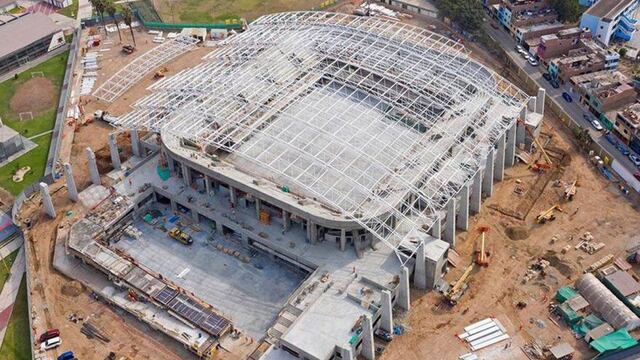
112, 12, 529, 265
585, 0, 635, 20
619, 103, 640, 127
0, 12, 60, 59
605, 270, 640, 297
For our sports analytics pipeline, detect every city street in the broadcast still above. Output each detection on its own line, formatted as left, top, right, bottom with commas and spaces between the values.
484, 23, 640, 176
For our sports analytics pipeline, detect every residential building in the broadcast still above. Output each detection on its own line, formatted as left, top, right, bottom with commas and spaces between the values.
614, 103, 640, 145
498, 0, 557, 35
515, 21, 566, 45
0, 13, 65, 77
571, 71, 636, 128
537, 27, 591, 63
548, 40, 620, 82
579, 0, 640, 46
0, 0, 17, 13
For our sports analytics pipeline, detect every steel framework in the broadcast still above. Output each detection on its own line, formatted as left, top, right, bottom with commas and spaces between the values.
93, 35, 199, 103
113, 12, 529, 264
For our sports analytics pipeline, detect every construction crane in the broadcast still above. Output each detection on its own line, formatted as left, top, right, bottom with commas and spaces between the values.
475, 226, 491, 267
564, 180, 577, 201
525, 126, 553, 166
444, 264, 474, 305
536, 205, 562, 224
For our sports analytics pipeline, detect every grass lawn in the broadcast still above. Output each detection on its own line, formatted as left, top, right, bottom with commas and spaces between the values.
0, 277, 31, 360
0, 51, 68, 195
0, 250, 18, 293
57, 0, 79, 18
155, 0, 326, 24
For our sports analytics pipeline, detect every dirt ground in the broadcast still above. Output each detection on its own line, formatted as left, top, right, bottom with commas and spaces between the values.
18, 8, 640, 360
377, 11, 640, 360
9, 77, 56, 115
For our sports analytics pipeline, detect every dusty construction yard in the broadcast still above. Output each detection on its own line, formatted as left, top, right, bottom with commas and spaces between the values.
16, 10, 640, 360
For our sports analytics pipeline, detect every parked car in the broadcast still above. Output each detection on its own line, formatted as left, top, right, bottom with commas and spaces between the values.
543, 73, 551, 81
591, 119, 604, 131
58, 351, 75, 360
41, 337, 61, 351
634, 171, 640, 181
528, 58, 539, 66
374, 328, 393, 342
550, 80, 560, 89
523, 53, 531, 60
515, 44, 524, 52
618, 144, 631, 156
630, 153, 640, 167
490, 22, 499, 29
562, 92, 572, 102
605, 133, 618, 146
39, 329, 60, 343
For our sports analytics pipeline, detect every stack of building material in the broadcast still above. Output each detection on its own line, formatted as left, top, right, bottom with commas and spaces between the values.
80, 52, 99, 95
458, 318, 509, 351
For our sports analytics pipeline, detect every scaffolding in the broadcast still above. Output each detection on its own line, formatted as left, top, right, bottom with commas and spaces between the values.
112, 12, 530, 264
93, 35, 199, 103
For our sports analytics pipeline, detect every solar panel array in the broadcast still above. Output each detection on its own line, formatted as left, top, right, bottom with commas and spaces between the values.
154, 286, 230, 336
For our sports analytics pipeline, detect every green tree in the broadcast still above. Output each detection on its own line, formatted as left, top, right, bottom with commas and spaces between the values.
435, 0, 485, 32
619, 48, 628, 58
90, 0, 108, 36
549, 0, 582, 23
106, 1, 122, 42
122, 7, 136, 47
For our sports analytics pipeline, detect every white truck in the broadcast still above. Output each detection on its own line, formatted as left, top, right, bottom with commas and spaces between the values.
93, 110, 118, 125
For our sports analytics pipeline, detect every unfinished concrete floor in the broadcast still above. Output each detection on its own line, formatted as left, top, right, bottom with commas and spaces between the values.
113, 204, 307, 338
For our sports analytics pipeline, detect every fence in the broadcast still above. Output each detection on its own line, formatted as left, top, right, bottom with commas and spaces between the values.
45, 27, 80, 180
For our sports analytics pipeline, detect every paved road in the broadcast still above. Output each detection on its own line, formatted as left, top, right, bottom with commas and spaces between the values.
484, 23, 640, 176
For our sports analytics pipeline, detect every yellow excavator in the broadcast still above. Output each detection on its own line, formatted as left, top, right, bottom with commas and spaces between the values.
444, 264, 474, 305
564, 180, 577, 201
536, 205, 562, 224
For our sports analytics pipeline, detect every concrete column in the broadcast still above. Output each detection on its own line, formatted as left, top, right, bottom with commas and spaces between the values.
307, 221, 317, 244
215, 221, 224, 235
130, 129, 141, 157
443, 199, 456, 246
108, 133, 121, 170
380, 290, 393, 333
536, 88, 545, 114
340, 229, 347, 251
282, 210, 290, 232
516, 108, 526, 146
482, 149, 494, 197
470, 171, 482, 214
457, 184, 469, 231
181, 163, 191, 186
506, 122, 516, 167
494, 133, 506, 182
205, 176, 212, 195
63, 163, 78, 202
255, 199, 261, 219
192, 210, 199, 224
170, 199, 177, 213
229, 186, 237, 206
339, 346, 354, 360
430, 217, 441, 239
414, 240, 426, 289
39, 182, 55, 218
398, 266, 410, 311
85, 147, 101, 185
362, 315, 375, 360
527, 96, 536, 113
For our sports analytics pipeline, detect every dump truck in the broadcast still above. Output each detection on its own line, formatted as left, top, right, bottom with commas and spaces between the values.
168, 227, 193, 245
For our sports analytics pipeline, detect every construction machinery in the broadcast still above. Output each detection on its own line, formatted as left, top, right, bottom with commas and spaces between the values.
474, 226, 491, 267
564, 180, 577, 201
444, 264, 474, 305
536, 205, 562, 224
122, 44, 135, 55
525, 126, 553, 171
153, 66, 169, 80
168, 227, 193, 245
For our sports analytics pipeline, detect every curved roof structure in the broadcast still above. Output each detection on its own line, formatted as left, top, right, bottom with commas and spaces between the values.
576, 273, 640, 331
113, 12, 530, 264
